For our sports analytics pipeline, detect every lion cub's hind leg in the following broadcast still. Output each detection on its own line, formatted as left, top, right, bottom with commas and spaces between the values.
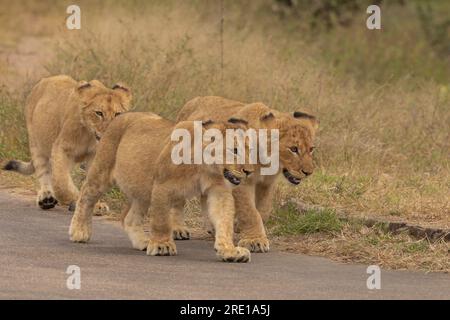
200, 194, 215, 236
51, 148, 79, 207
146, 185, 177, 256
123, 200, 150, 251
33, 154, 58, 210
171, 198, 191, 240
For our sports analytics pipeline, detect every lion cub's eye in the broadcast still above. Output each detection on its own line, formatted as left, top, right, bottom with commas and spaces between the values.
115, 112, 122, 117
289, 146, 299, 154
95, 111, 104, 117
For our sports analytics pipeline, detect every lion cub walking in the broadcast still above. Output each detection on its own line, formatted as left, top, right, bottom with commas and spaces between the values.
2, 75, 131, 210
177, 96, 319, 253
69, 112, 255, 262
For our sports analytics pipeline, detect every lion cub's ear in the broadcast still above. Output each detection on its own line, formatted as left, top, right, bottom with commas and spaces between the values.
76, 81, 101, 104
228, 117, 248, 130
293, 111, 319, 130
201, 119, 214, 128
77, 81, 90, 90
261, 112, 275, 121
228, 117, 248, 125
112, 83, 132, 106
259, 112, 277, 127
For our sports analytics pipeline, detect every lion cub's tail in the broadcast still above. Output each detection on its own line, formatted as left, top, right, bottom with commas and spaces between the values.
2, 160, 35, 175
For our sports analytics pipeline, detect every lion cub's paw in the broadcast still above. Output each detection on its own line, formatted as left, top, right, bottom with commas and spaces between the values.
238, 237, 270, 253
69, 218, 91, 243
172, 227, 191, 240
146, 240, 177, 256
125, 228, 149, 251
217, 246, 251, 263
37, 190, 58, 210
131, 239, 149, 251
93, 201, 109, 216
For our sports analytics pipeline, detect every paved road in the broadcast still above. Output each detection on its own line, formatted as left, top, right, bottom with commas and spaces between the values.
0, 190, 449, 299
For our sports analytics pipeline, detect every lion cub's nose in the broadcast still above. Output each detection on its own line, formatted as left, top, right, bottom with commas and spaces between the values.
242, 169, 253, 177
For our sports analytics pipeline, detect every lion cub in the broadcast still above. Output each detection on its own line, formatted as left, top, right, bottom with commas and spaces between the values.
69, 112, 255, 262
177, 96, 318, 253
3, 75, 131, 210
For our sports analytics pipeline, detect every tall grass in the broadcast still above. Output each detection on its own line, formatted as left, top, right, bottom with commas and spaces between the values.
1, 0, 449, 224
0, 89, 28, 159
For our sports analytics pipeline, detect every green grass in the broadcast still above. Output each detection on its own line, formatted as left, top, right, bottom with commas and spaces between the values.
359, 224, 432, 254
402, 241, 430, 254
268, 206, 343, 236
270, 205, 435, 256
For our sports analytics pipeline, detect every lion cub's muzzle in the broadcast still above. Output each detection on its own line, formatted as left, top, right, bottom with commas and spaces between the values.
223, 168, 252, 185
283, 169, 302, 185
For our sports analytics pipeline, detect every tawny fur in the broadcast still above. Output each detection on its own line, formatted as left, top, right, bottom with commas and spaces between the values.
69, 112, 255, 263
177, 96, 319, 253
2, 75, 132, 210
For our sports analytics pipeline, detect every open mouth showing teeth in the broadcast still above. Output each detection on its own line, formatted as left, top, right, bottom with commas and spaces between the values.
223, 169, 241, 185
283, 169, 301, 185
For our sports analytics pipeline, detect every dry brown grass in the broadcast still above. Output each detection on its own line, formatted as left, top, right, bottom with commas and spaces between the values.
267, 204, 449, 272
273, 226, 450, 273
160, 200, 450, 272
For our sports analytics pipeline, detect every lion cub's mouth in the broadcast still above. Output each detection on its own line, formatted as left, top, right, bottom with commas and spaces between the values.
283, 169, 301, 185
223, 169, 241, 186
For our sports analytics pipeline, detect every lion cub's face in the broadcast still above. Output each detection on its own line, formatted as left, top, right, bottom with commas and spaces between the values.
221, 121, 256, 186
278, 123, 315, 185
246, 109, 318, 185
203, 120, 255, 186
229, 104, 318, 184
175, 120, 255, 186
277, 112, 318, 185
77, 81, 132, 140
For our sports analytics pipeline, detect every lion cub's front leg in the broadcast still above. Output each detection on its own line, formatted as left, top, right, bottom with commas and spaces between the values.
69, 168, 112, 242
80, 153, 110, 216
234, 186, 270, 253
69, 189, 97, 243
207, 187, 251, 263
146, 185, 177, 256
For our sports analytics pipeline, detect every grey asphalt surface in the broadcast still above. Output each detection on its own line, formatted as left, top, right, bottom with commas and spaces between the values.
0, 190, 449, 300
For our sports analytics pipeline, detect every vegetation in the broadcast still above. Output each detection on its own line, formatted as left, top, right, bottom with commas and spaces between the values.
268, 206, 343, 235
